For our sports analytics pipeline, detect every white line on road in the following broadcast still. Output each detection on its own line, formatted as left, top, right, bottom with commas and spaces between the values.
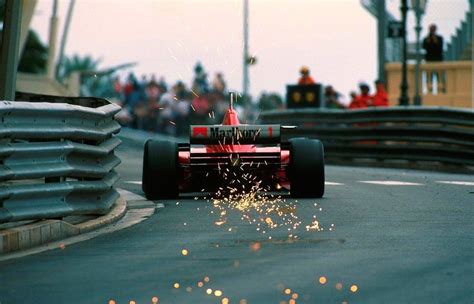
436, 181, 474, 186
325, 182, 344, 186
118, 188, 146, 201
125, 181, 142, 185
359, 181, 424, 186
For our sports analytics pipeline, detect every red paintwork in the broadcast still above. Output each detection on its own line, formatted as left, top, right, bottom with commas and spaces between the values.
179, 147, 288, 158
192, 126, 208, 138
206, 105, 256, 153
178, 103, 290, 191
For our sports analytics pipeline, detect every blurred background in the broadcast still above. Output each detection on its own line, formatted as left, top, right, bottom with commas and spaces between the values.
2, 0, 472, 136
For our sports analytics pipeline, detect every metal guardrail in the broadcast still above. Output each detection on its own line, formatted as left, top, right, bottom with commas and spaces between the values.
260, 107, 474, 170
0, 93, 122, 223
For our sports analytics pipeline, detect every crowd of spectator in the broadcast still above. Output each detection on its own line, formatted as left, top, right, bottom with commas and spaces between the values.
114, 62, 390, 137
296, 66, 388, 109
114, 62, 251, 137
110, 23, 446, 136
347, 80, 389, 109
324, 80, 388, 109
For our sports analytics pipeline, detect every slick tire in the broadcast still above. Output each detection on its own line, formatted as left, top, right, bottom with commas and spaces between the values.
142, 140, 179, 200
288, 138, 325, 198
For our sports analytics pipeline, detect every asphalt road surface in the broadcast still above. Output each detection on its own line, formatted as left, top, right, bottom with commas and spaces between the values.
1, 137, 473, 304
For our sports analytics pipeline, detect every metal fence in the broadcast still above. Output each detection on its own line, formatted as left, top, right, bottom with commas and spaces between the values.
0, 93, 121, 223
260, 107, 474, 171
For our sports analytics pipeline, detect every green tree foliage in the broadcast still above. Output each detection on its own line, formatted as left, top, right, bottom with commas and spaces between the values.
57, 54, 135, 97
258, 92, 284, 111
0, 0, 48, 74
57, 54, 101, 80
18, 30, 48, 74
0, 0, 4, 20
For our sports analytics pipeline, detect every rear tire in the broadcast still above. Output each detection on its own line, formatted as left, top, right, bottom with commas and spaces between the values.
142, 140, 179, 200
288, 138, 325, 198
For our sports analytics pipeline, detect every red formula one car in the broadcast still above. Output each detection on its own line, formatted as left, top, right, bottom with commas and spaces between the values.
142, 103, 325, 199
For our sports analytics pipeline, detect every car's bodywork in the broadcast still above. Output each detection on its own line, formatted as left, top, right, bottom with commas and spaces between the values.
142, 103, 325, 199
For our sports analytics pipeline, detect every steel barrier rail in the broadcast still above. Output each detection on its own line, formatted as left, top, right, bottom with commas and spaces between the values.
0, 93, 122, 223
260, 107, 474, 170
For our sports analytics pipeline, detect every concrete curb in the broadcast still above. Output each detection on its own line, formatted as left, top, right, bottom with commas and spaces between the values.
0, 196, 127, 255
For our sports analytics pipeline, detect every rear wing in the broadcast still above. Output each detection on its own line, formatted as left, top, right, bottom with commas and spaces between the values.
190, 125, 281, 145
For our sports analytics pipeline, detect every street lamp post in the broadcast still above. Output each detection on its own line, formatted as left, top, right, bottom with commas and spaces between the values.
399, 0, 410, 106
0, 0, 22, 101
46, 0, 58, 79
56, 0, 76, 80
411, 0, 426, 106
376, 0, 386, 83
242, 0, 249, 100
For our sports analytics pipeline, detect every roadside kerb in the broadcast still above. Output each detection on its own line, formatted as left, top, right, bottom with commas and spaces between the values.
0, 195, 126, 254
